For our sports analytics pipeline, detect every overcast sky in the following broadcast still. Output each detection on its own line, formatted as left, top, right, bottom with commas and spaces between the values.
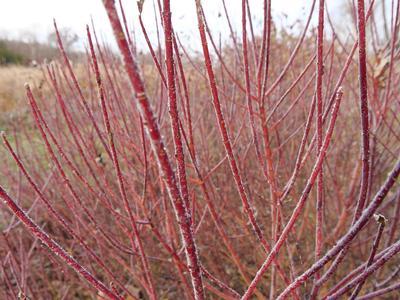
0, 0, 344, 50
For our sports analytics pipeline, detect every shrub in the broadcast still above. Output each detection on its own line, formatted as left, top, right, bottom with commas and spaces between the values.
0, 0, 399, 299
0, 41, 24, 65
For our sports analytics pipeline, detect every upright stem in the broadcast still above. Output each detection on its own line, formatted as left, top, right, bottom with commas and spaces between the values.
194, 0, 266, 249
353, 0, 370, 222
311, 0, 377, 290
313, 1, 325, 297
102, 1, 204, 299
162, 0, 191, 210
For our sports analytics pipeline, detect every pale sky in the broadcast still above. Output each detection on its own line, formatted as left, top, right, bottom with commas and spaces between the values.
0, 0, 343, 50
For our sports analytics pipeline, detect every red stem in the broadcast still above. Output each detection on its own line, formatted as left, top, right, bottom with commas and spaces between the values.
102, 1, 205, 299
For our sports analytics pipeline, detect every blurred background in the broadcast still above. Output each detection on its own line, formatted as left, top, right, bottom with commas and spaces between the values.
0, 0, 347, 62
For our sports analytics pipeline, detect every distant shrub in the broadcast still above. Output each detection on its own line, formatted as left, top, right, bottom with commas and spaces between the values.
0, 41, 24, 65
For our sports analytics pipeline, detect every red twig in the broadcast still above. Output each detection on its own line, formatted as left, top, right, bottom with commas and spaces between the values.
102, 1, 205, 298
0, 184, 121, 300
